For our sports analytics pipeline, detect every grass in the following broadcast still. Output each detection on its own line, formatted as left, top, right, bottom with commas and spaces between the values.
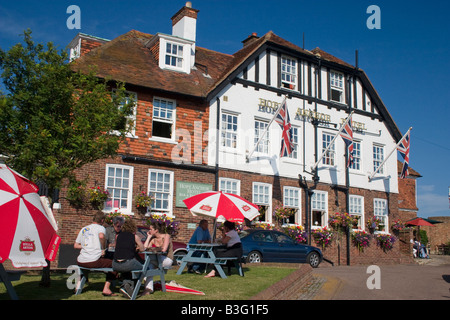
0, 265, 296, 300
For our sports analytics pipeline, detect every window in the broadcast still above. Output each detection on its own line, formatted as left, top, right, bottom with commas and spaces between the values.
165, 42, 183, 69
148, 169, 174, 216
254, 119, 269, 154
221, 113, 238, 148
219, 178, 240, 195
350, 141, 361, 171
322, 133, 335, 166
330, 71, 344, 103
104, 165, 133, 214
349, 195, 364, 230
115, 91, 137, 136
374, 198, 388, 232
286, 127, 299, 160
283, 187, 301, 224
152, 98, 175, 139
253, 182, 272, 223
373, 144, 384, 175
281, 56, 297, 90
311, 191, 328, 228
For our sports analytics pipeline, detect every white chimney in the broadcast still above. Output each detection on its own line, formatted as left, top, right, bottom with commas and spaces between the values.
171, 2, 199, 67
172, 2, 198, 43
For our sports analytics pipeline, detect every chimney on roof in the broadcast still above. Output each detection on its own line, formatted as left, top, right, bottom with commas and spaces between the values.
242, 33, 259, 47
171, 2, 199, 43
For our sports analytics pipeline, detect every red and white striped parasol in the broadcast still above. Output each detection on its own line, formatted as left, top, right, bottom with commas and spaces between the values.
0, 164, 60, 268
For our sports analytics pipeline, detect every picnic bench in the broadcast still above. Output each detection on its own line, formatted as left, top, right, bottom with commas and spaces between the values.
176, 243, 244, 278
69, 251, 169, 300
0, 264, 26, 300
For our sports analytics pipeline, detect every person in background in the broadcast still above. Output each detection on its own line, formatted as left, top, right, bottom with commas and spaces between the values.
112, 219, 145, 299
187, 219, 211, 274
104, 216, 125, 259
74, 211, 117, 296
205, 221, 242, 278
142, 222, 174, 295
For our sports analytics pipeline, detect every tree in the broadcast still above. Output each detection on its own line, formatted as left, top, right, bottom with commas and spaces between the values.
0, 29, 133, 191
0, 29, 133, 286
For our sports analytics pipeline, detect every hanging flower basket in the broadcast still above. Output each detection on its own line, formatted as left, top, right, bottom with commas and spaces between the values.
273, 206, 295, 224
329, 212, 357, 232
88, 186, 109, 210
135, 191, 153, 214
391, 219, 408, 234
375, 234, 396, 252
312, 227, 333, 250
352, 230, 371, 252
366, 217, 382, 234
66, 180, 88, 209
282, 225, 308, 244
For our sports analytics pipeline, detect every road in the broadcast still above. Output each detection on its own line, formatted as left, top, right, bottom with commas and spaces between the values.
309, 255, 450, 300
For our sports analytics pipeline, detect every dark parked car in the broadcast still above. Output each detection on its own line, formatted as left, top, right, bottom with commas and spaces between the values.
240, 229, 323, 268
137, 226, 188, 265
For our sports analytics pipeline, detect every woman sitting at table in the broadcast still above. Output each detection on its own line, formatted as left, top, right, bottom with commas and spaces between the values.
142, 222, 174, 295
112, 219, 145, 299
205, 221, 242, 278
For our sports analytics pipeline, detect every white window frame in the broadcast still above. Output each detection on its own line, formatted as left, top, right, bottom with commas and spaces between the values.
254, 118, 270, 154
330, 71, 344, 103
151, 97, 176, 142
349, 195, 364, 230
322, 132, 336, 166
283, 186, 301, 225
148, 169, 174, 217
311, 190, 328, 229
104, 164, 134, 215
219, 177, 241, 195
350, 140, 361, 171
252, 182, 272, 224
221, 112, 239, 150
285, 126, 299, 160
374, 198, 388, 233
281, 56, 297, 90
373, 144, 385, 175
165, 42, 184, 69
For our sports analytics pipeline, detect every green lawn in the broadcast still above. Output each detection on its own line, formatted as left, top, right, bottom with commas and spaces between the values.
0, 265, 296, 300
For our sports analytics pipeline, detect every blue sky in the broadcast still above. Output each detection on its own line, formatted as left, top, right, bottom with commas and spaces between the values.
1, 0, 449, 218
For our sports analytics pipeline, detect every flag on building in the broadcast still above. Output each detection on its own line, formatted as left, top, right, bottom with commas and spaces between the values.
274, 99, 294, 157
397, 130, 410, 178
340, 114, 354, 167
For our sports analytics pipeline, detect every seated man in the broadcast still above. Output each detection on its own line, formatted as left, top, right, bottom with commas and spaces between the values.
74, 211, 117, 296
187, 219, 211, 274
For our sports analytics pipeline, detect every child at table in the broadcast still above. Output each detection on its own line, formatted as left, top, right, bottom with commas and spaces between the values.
142, 222, 174, 295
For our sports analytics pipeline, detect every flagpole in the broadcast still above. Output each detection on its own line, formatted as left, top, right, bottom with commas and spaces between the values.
368, 127, 412, 181
311, 111, 354, 172
246, 96, 286, 162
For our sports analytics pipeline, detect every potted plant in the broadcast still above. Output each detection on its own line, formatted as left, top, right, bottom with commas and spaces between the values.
273, 206, 295, 225
352, 230, 371, 252
66, 179, 88, 209
366, 216, 382, 234
145, 213, 180, 237
104, 210, 131, 225
282, 225, 308, 244
135, 191, 153, 214
312, 227, 333, 250
375, 234, 396, 252
88, 186, 109, 210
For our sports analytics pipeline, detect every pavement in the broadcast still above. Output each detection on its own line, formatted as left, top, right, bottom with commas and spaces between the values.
298, 254, 450, 300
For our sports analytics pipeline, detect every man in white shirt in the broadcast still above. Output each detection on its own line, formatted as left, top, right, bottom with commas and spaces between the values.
74, 212, 117, 296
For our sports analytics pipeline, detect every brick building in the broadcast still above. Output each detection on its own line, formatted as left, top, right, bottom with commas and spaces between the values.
56, 2, 418, 266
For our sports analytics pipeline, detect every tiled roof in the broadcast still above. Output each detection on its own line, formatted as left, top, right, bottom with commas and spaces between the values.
71, 30, 355, 99
71, 30, 234, 98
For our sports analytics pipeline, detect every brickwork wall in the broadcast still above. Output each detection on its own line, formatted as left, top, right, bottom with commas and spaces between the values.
423, 216, 450, 253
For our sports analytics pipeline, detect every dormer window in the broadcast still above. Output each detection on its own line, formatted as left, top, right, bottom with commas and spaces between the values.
165, 42, 184, 69
330, 71, 344, 103
281, 56, 297, 90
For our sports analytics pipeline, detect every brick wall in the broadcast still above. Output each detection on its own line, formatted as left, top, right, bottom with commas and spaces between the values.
422, 216, 450, 253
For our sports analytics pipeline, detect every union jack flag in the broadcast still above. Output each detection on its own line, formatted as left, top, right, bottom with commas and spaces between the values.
275, 99, 294, 157
340, 115, 354, 167
397, 130, 410, 178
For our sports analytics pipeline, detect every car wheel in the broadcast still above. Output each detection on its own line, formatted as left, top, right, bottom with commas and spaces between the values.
307, 252, 320, 268
247, 251, 262, 263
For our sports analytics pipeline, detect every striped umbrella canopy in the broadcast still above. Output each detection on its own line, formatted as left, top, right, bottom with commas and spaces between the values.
0, 164, 60, 268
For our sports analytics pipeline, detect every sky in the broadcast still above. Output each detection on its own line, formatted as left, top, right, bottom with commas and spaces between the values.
0, 0, 449, 218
